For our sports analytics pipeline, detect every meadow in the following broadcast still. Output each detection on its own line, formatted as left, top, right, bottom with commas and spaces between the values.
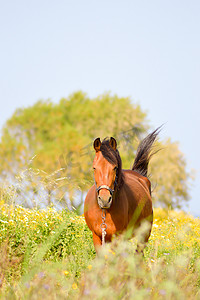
0, 202, 200, 299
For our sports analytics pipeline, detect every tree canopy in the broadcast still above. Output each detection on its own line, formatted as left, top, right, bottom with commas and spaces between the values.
0, 92, 191, 209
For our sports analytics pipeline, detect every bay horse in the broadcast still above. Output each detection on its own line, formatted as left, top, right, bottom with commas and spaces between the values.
84, 128, 160, 253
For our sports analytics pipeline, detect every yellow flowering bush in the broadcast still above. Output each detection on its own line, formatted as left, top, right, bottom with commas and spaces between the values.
0, 205, 200, 299
0, 203, 95, 283
148, 208, 200, 256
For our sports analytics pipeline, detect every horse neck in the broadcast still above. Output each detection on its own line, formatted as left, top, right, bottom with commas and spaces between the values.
116, 168, 124, 190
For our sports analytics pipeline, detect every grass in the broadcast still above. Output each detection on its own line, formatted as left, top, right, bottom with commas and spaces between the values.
0, 203, 200, 299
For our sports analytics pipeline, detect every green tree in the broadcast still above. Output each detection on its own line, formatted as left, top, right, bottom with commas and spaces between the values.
149, 139, 190, 209
0, 92, 191, 209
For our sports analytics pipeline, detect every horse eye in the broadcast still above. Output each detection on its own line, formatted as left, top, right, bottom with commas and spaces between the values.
114, 166, 118, 171
93, 167, 96, 170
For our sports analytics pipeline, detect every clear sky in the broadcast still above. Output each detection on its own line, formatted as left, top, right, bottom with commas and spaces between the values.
0, 1, 199, 215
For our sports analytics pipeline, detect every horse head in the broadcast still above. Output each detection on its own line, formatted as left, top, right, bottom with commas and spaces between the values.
93, 137, 118, 209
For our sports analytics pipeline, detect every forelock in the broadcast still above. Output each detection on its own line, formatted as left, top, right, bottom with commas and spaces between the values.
100, 138, 118, 165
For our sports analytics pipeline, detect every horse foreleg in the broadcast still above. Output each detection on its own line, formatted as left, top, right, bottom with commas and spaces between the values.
92, 232, 102, 253
135, 220, 153, 255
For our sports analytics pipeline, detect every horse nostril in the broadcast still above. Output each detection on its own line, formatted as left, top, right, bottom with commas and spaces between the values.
98, 196, 103, 204
108, 196, 112, 203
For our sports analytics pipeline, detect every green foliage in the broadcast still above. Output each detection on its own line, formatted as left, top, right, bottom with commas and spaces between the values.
1, 205, 200, 299
79, 241, 200, 300
150, 139, 190, 208
0, 91, 191, 208
0, 204, 95, 283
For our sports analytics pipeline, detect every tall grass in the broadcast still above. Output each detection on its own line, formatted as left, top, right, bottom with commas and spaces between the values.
0, 203, 200, 299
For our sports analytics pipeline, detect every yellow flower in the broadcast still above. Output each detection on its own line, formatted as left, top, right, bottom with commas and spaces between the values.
63, 270, 69, 276
108, 249, 116, 255
87, 265, 92, 270
72, 283, 78, 290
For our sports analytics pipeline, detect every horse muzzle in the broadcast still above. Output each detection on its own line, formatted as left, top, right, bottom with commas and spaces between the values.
96, 184, 114, 209
97, 195, 112, 209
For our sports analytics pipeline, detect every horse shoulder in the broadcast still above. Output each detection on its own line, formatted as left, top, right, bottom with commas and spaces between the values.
84, 185, 98, 231
84, 184, 96, 208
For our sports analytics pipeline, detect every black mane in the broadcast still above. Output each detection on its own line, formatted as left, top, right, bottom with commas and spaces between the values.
99, 127, 161, 189
100, 139, 124, 189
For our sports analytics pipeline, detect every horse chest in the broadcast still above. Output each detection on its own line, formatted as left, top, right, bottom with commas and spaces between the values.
88, 207, 128, 239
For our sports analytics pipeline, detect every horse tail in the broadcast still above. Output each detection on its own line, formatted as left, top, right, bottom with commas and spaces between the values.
132, 126, 161, 177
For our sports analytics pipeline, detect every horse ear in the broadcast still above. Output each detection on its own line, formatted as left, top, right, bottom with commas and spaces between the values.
93, 138, 102, 152
109, 137, 117, 150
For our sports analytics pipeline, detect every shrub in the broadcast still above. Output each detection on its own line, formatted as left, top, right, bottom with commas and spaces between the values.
0, 205, 200, 299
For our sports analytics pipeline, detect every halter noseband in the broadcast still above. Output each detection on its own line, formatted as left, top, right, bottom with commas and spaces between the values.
95, 171, 118, 196
96, 184, 114, 196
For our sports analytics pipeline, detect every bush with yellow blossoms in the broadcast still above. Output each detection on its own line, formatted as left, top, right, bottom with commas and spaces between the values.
1, 204, 200, 299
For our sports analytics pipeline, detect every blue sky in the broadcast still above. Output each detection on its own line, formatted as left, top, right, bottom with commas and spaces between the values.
0, 1, 199, 215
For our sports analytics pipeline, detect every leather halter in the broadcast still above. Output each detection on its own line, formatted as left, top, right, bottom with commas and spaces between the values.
96, 184, 114, 196
95, 171, 118, 196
